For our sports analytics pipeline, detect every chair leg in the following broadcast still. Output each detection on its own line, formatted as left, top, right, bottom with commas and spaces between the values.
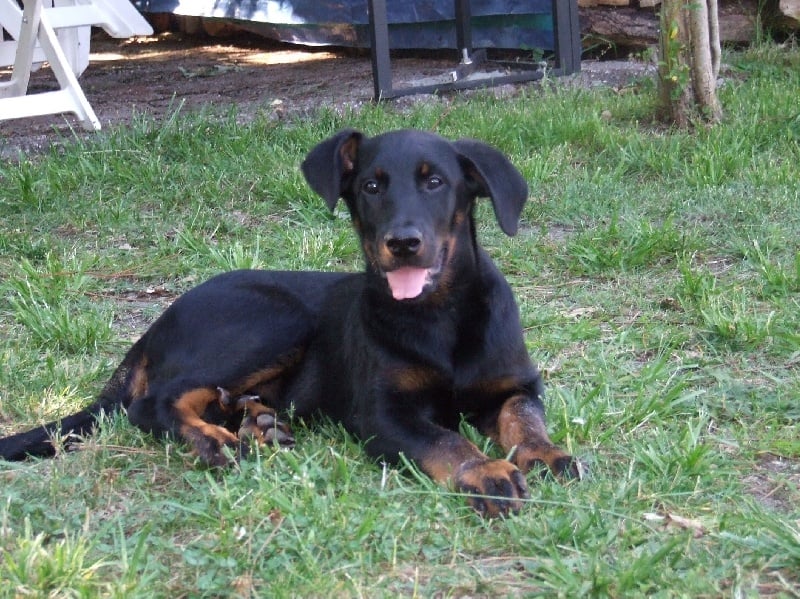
36, 9, 100, 129
0, 0, 42, 98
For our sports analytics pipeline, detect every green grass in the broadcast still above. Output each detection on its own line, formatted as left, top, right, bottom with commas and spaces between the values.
1, 42, 799, 597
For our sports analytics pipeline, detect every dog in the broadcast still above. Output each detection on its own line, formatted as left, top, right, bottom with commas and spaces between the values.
0, 129, 579, 516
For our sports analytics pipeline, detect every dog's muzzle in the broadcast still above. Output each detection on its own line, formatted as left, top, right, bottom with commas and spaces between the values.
383, 247, 447, 301
378, 226, 447, 301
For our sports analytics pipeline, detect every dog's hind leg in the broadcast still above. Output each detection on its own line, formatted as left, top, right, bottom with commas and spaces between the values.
160, 386, 244, 466
131, 384, 296, 467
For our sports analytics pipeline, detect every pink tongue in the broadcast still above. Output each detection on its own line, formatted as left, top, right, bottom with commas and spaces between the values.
386, 267, 429, 300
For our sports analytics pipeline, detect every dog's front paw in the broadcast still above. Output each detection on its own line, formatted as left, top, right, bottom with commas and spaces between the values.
514, 444, 584, 480
454, 458, 530, 517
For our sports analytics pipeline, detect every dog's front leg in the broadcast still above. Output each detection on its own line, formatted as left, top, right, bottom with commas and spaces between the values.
493, 394, 581, 479
405, 428, 531, 517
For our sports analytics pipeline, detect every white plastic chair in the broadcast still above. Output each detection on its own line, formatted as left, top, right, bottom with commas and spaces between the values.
0, 0, 152, 130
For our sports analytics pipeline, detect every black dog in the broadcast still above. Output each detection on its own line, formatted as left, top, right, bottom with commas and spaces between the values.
0, 129, 578, 515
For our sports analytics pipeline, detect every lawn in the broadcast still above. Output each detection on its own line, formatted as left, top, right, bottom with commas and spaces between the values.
0, 42, 798, 597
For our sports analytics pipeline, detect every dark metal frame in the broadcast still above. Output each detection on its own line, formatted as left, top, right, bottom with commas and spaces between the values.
367, 0, 581, 100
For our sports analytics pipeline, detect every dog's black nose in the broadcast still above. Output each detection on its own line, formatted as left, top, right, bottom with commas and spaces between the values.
385, 228, 422, 257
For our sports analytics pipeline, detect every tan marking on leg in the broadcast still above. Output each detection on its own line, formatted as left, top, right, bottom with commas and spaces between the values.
127, 355, 149, 401
229, 350, 305, 398
495, 394, 577, 477
174, 388, 239, 465
419, 434, 486, 484
418, 433, 529, 517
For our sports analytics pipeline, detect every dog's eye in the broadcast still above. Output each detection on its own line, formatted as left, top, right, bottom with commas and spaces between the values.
362, 180, 380, 195
425, 176, 443, 190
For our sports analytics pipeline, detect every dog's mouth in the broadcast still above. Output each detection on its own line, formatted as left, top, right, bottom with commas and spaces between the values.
384, 247, 447, 301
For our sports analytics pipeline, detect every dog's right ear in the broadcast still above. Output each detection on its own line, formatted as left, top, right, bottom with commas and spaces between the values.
301, 129, 363, 211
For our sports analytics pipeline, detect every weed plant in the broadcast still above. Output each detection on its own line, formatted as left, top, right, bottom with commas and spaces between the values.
0, 43, 798, 597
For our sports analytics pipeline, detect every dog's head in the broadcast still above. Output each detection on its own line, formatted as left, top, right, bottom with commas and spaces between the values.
301, 129, 528, 302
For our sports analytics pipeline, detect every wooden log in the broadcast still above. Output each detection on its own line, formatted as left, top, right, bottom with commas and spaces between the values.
580, 0, 759, 49
779, 0, 800, 23
580, 6, 660, 47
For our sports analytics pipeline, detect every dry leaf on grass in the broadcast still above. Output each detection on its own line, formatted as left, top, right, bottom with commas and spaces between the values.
643, 512, 707, 538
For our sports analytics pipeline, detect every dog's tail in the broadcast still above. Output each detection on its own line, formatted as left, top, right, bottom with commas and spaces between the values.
0, 341, 142, 461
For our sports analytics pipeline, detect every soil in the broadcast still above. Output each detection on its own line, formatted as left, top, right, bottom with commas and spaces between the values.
1, 31, 657, 158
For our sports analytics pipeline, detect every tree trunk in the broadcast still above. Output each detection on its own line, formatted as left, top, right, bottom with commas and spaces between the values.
658, 0, 723, 126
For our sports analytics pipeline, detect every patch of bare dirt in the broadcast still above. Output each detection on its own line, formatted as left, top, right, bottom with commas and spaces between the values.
1, 31, 655, 158
743, 452, 800, 513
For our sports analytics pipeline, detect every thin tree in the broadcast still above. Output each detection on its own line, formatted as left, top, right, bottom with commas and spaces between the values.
658, 0, 723, 126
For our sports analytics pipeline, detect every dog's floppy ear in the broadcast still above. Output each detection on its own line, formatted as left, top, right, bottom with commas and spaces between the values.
453, 139, 528, 236
301, 129, 363, 211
